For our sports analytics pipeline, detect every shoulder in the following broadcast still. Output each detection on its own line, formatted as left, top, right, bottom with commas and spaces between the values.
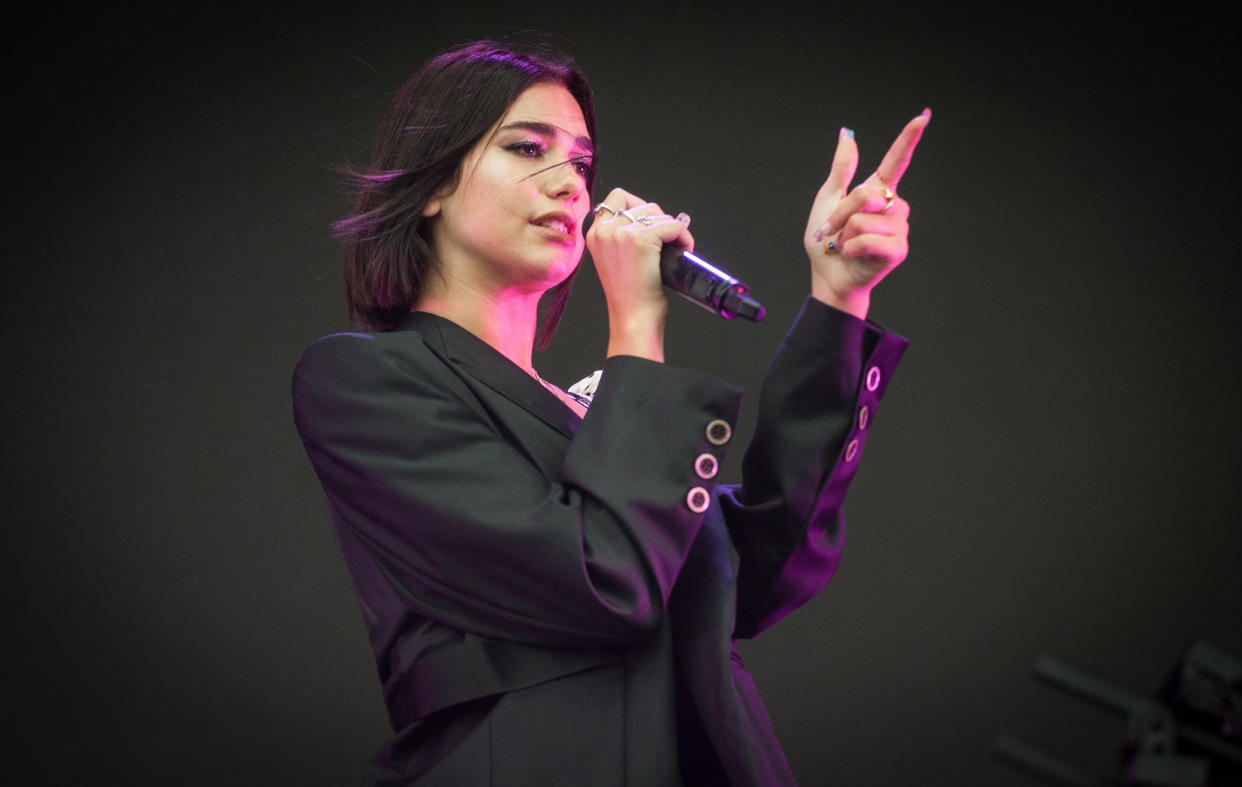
295, 330, 382, 375
294, 325, 444, 379
290, 325, 454, 417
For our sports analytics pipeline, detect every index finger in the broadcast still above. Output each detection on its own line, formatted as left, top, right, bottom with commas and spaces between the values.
873, 108, 932, 188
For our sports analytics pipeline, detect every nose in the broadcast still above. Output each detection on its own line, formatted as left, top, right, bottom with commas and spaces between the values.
543, 158, 586, 202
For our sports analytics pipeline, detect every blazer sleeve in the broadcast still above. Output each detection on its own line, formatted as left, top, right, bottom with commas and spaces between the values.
292, 331, 744, 650
721, 296, 909, 639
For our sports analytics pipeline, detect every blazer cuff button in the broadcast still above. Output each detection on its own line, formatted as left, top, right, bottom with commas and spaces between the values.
705, 419, 732, 446
686, 486, 711, 513
844, 438, 859, 462
694, 453, 719, 480
865, 366, 882, 392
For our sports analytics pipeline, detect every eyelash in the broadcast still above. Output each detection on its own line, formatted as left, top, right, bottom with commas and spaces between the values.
569, 156, 596, 179
505, 140, 595, 179
506, 140, 546, 157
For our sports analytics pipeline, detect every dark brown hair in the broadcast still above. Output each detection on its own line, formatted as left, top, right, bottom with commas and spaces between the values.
331, 40, 596, 347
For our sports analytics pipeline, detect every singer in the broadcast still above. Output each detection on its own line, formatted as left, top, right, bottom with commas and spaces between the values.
292, 38, 928, 786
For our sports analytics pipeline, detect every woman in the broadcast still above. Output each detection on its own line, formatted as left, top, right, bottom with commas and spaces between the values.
293, 39, 928, 786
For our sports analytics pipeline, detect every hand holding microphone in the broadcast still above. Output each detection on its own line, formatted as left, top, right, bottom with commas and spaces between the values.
589, 191, 765, 327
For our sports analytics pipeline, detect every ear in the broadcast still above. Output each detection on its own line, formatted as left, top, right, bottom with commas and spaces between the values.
422, 198, 441, 218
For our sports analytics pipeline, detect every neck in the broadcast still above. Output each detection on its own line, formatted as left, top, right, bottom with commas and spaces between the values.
414, 277, 544, 375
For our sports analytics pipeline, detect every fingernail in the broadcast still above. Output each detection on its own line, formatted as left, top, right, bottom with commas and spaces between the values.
840, 127, 854, 140
920, 107, 932, 120
675, 212, 691, 226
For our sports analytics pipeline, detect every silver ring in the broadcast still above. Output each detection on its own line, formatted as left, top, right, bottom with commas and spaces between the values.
619, 209, 652, 225
593, 202, 618, 216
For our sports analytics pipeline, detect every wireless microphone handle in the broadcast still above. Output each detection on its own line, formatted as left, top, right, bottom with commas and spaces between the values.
658, 246, 765, 322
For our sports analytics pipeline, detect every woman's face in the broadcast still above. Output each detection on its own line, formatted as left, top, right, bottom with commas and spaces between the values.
426, 82, 594, 294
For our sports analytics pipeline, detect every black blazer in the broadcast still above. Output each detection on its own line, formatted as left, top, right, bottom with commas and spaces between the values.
292, 296, 908, 786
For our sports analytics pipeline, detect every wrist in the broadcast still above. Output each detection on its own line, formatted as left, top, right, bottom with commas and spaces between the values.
811, 281, 870, 320
606, 309, 666, 362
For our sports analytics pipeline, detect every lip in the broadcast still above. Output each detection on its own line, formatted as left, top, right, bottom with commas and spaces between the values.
530, 211, 577, 239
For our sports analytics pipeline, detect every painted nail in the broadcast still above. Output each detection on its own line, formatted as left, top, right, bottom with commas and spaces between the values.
920, 107, 932, 120
840, 127, 854, 140
675, 212, 691, 226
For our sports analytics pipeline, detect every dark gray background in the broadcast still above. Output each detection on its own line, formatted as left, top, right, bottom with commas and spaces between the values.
8, 2, 1239, 785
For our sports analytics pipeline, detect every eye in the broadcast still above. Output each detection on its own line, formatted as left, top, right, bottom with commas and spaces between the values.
569, 155, 596, 179
504, 140, 546, 158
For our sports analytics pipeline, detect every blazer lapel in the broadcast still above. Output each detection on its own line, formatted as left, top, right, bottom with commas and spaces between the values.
398, 311, 582, 439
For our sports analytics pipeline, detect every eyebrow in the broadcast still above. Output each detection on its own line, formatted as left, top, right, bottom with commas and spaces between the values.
498, 121, 594, 155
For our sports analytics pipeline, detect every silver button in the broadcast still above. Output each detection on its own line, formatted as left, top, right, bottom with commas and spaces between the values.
844, 439, 859, 462
865, 366, 881, 392
686, 486, 711, 513
705, 419, 732, 445
857, 405, 870, 430
694, 453, 719, 480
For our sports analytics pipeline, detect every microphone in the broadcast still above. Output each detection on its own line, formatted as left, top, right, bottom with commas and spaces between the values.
659, 245, 766, 322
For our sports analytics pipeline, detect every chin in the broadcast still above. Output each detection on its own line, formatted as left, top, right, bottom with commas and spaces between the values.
542, 263, 579, 289
541, 251, 583, 286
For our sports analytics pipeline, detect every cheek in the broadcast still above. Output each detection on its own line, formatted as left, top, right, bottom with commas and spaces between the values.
487, 180, 541, 225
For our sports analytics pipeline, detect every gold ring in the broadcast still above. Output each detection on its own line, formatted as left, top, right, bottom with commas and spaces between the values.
881, 186, 895, 214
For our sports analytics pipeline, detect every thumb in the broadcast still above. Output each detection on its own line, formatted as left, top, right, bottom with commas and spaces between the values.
823, 127, 859, 196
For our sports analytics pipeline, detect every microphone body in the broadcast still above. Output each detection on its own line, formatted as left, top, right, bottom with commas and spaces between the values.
658, 246, 766, 322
